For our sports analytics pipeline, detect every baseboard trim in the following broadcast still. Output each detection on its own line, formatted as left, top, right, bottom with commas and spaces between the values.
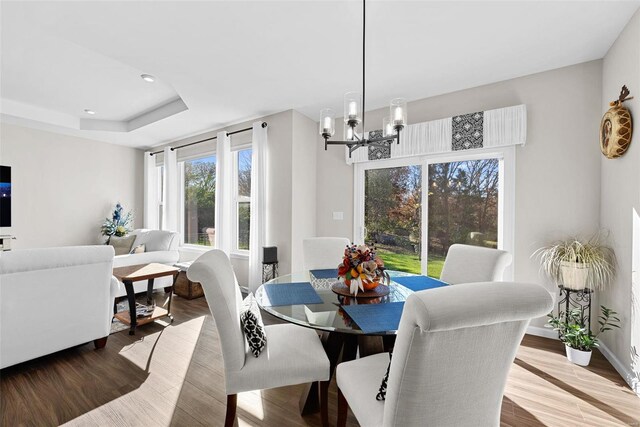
597, 341, 640, 397
526, 325, 639, 397
526, 325, 558, 340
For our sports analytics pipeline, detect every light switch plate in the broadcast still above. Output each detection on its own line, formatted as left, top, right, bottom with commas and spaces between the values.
333, 211, 344, 220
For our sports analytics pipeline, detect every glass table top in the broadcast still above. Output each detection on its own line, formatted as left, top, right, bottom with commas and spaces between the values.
255, 270, 420, 335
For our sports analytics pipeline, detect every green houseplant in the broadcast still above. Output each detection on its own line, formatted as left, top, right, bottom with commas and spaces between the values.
533, 233, 616, 291
547, 306, 620, 366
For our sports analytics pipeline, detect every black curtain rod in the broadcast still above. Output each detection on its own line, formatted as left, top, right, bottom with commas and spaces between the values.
149, 121, 267, 156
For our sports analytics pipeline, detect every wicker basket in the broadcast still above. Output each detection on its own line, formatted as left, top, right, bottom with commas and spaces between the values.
174, 271, 204, 300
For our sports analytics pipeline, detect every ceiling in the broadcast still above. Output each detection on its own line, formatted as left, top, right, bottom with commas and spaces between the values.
2, 1, 639, 150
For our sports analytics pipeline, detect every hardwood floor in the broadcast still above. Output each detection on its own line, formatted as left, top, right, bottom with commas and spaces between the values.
1, 296, 638, 426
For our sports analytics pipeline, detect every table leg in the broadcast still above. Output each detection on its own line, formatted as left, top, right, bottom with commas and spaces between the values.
299, 332, 345, 416
124, 280, 137, 335
167, 273, 177, 323
146, 278, 155, 306
342, 334, 358, 362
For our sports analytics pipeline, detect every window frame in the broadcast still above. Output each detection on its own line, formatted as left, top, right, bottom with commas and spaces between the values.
354, 146, 515, 280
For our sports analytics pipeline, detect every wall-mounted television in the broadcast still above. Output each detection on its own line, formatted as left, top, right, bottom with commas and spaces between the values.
0, 166, 11, 227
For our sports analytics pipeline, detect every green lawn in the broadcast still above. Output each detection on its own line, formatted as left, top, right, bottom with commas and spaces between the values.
376, 247, 445, 278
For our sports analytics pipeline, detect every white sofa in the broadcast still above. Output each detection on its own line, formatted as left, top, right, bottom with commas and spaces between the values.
112, 229, 180, 297
0, 245, 118, 369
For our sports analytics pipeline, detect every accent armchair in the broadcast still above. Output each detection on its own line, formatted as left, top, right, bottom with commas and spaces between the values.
187, 249, 331, 427
336, 281, 553, 427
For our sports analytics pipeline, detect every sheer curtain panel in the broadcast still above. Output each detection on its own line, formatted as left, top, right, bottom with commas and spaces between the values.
248, 122, 267, 293
215, 131, 233, 254
162, 147, 179, 232
143, 151, 159, 229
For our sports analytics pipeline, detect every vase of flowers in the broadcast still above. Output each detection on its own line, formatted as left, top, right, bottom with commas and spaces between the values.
101, 203, 133, 239
337, 244, 389, 296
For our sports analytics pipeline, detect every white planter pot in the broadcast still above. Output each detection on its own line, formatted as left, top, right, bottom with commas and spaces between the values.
565, 345, 592, 366
560, 261, 590, 290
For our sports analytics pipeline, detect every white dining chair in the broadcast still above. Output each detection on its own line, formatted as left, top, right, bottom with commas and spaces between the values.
336, 281, 553, 427
187, 249, 331, 427
440, 244, 512, 284
303, 237, 351, 270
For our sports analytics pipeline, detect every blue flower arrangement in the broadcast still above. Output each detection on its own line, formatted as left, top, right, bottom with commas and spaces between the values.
101, 203, 133, 237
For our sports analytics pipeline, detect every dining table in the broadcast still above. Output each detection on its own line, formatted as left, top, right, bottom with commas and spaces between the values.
254, 268, 448, 415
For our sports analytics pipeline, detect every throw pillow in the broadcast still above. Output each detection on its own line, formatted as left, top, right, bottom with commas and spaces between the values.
141, 230, 175, 252
109, 235, 136, 256
240, 294, 267, 357
376, 351, 393, 401
130, 244, 146, 254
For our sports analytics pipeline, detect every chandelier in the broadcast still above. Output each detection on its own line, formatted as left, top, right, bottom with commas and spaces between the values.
319, 0, 407, 157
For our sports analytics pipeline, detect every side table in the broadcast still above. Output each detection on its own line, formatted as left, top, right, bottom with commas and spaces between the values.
113, 263, 179, 335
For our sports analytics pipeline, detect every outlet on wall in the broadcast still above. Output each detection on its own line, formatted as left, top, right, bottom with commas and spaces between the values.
333, 211, 344, 221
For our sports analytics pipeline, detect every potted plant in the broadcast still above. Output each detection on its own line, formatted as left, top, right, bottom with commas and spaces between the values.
533, 233, 616, 291
547, 306, 620, 366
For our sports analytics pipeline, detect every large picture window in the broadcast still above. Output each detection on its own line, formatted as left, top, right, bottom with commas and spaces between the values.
183, 155, 216, 246
356, 149, 513, 280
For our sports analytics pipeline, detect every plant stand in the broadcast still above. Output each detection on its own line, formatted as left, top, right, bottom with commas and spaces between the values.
557, 285, 592, 336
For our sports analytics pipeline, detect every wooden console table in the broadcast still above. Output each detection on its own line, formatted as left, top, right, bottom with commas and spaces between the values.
113, 263, 179, 335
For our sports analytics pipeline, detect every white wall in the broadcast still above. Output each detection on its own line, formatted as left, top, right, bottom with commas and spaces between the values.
316, 60, 604, 328
291, 110, 318, 268
0, 123, 144, 249
600, 9, 640, 392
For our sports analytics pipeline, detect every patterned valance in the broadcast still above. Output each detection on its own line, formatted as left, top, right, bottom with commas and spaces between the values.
346, 104, 527, 164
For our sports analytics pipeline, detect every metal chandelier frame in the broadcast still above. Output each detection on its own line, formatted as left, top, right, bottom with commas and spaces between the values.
321, 0, 404, 157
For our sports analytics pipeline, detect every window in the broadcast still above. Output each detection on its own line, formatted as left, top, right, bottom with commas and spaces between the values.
183, 155, 216, 246
356, 149, 513, 280
365, 165, 422, 274
427, 159, 500, 278
235, 149, 252, 251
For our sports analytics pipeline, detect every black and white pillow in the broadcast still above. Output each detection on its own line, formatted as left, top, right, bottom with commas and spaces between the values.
240, 294, 267, 357
376, 351, 393, 401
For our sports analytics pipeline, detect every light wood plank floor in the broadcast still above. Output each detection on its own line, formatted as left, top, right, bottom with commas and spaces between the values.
1, 296, 638, 426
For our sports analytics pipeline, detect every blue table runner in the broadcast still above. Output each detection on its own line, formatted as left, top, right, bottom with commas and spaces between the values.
263, 282, 323, 307
393, 275, 448, 292
309, 268, 339, 279
341, 302, 405, 334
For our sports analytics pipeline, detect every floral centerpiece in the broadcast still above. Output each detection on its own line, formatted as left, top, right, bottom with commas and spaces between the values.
337, 244, 389, 296
101, 203, 133, 239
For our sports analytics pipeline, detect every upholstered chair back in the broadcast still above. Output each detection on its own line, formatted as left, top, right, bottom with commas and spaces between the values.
188, 250, 246, 374
440, 244, 512, 284
303, 237, 351, 270
383, 281, 553, 427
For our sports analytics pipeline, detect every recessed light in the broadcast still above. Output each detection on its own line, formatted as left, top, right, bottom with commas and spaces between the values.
84, 109, 96, 115
141, 74, 155, 83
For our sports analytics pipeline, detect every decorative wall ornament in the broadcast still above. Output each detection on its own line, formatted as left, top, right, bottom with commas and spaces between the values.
600, 85, 633, 159
345, 104, 526, 164
452, 112, 484, 150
